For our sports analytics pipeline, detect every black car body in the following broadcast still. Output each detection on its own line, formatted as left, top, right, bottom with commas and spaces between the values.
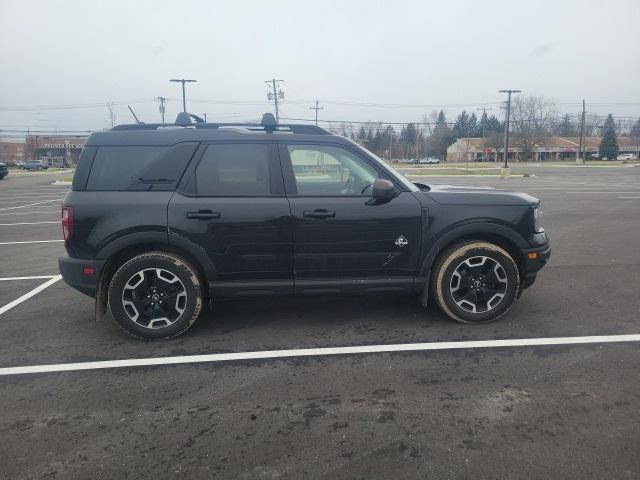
0, 163, 8, 179
59, 113, 549, 339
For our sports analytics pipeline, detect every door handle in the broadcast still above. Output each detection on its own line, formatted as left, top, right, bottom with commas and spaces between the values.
303, 210, 336, 219
186, 210, 221, 220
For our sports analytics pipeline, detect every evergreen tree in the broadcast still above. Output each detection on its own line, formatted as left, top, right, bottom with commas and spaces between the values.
468, 113, 479, 137
436, 110, 446, 126
485, 115, 502, 133
452, 111, 470, 138
599, 114, 619, 160
630, 117, 640, 138
357, 126, 367, 142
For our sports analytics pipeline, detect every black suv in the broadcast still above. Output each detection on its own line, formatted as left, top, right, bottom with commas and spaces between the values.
59, 113, 549, 339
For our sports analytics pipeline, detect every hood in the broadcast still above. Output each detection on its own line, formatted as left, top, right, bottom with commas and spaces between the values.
420, 183, 539, 206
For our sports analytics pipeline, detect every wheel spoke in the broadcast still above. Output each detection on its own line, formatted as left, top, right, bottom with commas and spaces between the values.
121, 267, 187, 329
450, 254, 509, 314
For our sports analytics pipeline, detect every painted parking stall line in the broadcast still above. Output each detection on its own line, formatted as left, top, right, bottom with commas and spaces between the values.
0, 275, 62, 317
0, 221, 59, 226
0, 275, 58, 281
2, 334, 640, 376
0, 240, 64, 245
0, 199, 62, 212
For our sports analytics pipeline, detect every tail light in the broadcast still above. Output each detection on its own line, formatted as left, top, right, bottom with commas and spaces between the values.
62, 206, 74, 244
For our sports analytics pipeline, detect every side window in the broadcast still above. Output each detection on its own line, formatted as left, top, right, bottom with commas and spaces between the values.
195, 144, 271, 196
287, 144, 380, 196
86, 146, 172, 191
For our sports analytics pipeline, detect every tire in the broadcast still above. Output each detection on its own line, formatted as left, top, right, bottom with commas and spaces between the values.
107, 252, 203, 339
432, 241, 519, 324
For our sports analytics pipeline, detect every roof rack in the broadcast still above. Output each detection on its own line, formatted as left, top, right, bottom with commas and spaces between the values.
111, 112, 330, 135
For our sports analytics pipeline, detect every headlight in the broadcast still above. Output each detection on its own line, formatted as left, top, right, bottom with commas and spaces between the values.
533, 206, 544, 233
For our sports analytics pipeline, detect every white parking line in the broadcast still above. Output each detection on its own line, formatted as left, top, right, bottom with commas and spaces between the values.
0, 211, 59, 216
1, 334, 639, 376
0, 199, 63, 204
0, 199, 62, 212
0, 221, 59, 226
0, 275, 58, 281
0, 240, 64, 245
618, 197, 640, 199
0, 275, 62, 317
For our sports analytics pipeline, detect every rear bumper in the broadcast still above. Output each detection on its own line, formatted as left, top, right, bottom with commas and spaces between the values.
520, 240, 551, 290
58, 254, 105, 298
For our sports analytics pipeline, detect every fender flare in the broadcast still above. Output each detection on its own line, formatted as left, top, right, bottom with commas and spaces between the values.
93, 231, 217, 320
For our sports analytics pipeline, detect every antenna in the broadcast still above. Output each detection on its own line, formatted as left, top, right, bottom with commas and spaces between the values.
127, 105, 143, 124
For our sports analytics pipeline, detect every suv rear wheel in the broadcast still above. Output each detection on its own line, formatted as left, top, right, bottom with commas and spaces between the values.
432, 241, 519, 324
108, 252, 203, 339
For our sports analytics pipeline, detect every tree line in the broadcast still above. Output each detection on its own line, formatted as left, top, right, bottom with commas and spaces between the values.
326, 96, 640, 161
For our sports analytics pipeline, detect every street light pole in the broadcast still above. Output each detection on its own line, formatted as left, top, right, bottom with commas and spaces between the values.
499, 89, 521, 168
170, 78, 197, 112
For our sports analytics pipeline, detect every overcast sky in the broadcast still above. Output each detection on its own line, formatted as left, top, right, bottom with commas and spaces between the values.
1, 0, 638, 132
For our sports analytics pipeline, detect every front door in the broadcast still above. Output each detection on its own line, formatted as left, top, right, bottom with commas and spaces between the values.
280, 142, 422, 292
168, 142, 293, 296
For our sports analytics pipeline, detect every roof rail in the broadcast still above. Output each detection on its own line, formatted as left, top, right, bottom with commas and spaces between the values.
111, 111, 330, 135
111, 122, 330, 135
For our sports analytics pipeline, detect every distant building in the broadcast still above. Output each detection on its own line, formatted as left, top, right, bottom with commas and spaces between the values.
447, 136, 640, 162
24, 135, 88, 166
0, 139, 26, 164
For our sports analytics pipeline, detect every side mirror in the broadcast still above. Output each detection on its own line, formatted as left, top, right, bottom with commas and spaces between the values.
372, 178, 397, 201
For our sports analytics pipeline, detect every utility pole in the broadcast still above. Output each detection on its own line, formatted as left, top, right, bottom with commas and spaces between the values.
265, 79, 284, 122
157, 96, 166, 124
578, 99, 586, 163
310, 100, 324, 126
170, 78, 197, 112
499, 89, 521, 168
389, 129, 393, 162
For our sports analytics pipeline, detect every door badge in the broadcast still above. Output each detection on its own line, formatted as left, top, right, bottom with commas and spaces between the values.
395, 235, 408, 247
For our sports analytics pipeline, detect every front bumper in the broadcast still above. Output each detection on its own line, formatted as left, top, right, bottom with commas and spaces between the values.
58, 254, 105, 298
520, 236, 551, 290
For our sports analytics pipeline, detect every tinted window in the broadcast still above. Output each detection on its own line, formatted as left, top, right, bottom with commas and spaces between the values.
87, 146, 170, 190
195, 144, 270, 196
287, 144, 379, 196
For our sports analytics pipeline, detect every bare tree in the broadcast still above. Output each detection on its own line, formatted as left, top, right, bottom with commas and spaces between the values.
583, 114, 602, 137
510, 95, 557, 161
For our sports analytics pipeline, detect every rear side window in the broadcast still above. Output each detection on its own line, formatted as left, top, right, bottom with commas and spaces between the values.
195, 144, 271, 196
85, 144, 196, 191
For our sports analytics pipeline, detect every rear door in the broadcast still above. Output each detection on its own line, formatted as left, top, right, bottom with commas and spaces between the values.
280, 142, 423, 292
168, 142, 294, 296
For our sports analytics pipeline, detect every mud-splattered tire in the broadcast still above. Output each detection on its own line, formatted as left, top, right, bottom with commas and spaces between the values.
432, 241, 519, 324
108, 252, 203, 339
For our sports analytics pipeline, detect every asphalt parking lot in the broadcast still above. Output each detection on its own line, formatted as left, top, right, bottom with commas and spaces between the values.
1, 165, 639, 479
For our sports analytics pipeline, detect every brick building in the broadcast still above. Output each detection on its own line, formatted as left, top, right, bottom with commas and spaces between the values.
0, 139, 26, 165
24, 135, 87, 166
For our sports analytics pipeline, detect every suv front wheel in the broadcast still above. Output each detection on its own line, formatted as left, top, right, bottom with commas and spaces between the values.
108, 252, 203, 339
432, 241, 519, 324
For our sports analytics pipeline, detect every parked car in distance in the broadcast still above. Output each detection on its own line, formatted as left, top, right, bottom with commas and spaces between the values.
0, 163, 8, 179
419, 157, 440, 164
59, 112, 550, 339
23, 161, 49, 171
16, 161, 27, 169
617, 153, 636, 161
